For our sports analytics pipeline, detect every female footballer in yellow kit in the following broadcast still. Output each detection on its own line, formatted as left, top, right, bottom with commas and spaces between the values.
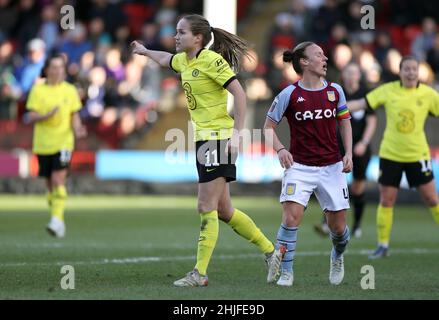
25, 54, 86, 238
348, 55, 439, 258
131, 14, 282, 287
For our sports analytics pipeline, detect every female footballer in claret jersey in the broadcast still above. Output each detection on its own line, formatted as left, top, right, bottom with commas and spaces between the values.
131, 14, 281, 287
264, 42, 353, 286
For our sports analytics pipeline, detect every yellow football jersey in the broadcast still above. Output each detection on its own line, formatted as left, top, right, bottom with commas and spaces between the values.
27, 81, 82, 154
366, 81, 439, 162
171, 49, 236, 141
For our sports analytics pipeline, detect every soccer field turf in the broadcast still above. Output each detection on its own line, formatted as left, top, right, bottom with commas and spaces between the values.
0, 195, 438, 300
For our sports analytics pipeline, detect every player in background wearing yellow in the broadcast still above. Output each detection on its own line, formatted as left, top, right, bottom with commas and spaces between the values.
24, 54, 86, 238
348, 56, 439, 259
131, 14, 280, 287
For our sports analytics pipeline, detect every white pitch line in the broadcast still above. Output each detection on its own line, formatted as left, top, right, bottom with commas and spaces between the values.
10, 243, 196, 249
1, 248, 439, 268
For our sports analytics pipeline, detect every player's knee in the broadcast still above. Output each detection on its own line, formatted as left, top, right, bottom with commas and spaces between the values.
380, 198, 396, 207
380, 193, 397, 207
197, 200, 216, 214
217, 198, 233, 215
217, 207, 233, 221
424, 195, 438, 207
329, 224, 346, 235
282, 211, 300, 227
51, 175, 65, 187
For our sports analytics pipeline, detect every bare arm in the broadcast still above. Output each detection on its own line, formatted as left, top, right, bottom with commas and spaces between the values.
23, 107, 59, 124
353, 113, 377, 157
226, 79, 246, 132
347, 98, 367, 112
263, 117, 293, 168
130, 41, 172, 68
362, 114, 377, 145
225, 79, 246, 154
72, 112, 87, 138
338, 119, 353, 173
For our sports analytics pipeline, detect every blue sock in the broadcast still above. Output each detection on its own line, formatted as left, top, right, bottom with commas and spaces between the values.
330, 226, 350, 260
276, 224, 298, 273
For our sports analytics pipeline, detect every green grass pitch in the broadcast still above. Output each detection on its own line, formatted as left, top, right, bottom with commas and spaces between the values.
0, 195, 438, 299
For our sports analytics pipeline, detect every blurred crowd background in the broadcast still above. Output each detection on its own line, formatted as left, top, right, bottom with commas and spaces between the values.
1, 0, 439, 152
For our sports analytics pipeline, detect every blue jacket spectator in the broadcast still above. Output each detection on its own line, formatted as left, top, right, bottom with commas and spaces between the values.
59, 22, 92, 66
14, 38, 46, 95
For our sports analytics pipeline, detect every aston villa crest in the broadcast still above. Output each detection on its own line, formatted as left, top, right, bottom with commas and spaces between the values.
327, 91, 336, 102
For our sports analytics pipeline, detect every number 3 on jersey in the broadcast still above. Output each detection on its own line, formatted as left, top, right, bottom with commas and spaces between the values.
397, 110, 415, 133
183, 82, 197, 110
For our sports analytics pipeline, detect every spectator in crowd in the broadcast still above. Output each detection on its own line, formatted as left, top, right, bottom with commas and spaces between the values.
310, 0, 343, 44
326, 23, 349, 53
88, 0, 127, 37
427, 33, 439, 78
326, 43, 352, 83
288, 0, 309, 40
88, 17, 108, 48
411, 17, 437, 61
58, 22, 92, 68
14, 0, 40, 55
81, 65, 106, 120
38, 4, 59, 54
343, 0, 374, 45
14, 38, 46, 96
374, 31, 393, 66
0, 40, 20, 119
380, 49, 401, 83
0, 0, 18, 40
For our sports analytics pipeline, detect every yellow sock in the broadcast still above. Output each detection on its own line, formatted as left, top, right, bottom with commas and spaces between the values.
46, 191, 53, 208
195, 210, 219, 276
228, 209, 274, 254
51, 185, 67, 222
377, 205, 393, 247
430, 204, 439, 225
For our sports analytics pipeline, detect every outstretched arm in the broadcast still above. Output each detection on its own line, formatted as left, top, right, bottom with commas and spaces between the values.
347, 98, 367, 112
130, 41, 172, 68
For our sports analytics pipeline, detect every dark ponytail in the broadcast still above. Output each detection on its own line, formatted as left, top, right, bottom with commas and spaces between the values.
283, 50, 294, 63
183, 14, 250, 72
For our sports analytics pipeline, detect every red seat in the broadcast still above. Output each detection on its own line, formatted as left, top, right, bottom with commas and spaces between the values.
403, 24, 422, 55
122, 3, 155, 38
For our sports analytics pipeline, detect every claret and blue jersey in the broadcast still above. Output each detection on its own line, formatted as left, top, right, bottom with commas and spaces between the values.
267, 80, 351, 166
